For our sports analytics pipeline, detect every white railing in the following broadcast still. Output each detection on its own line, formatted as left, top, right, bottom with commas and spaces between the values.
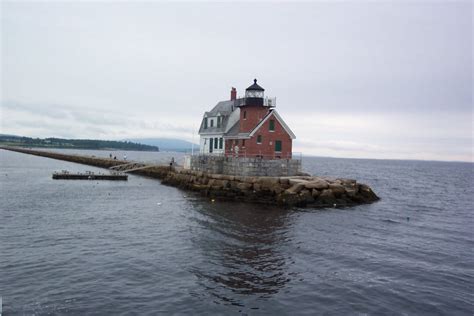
233, 96, 276, 107
264, 97, 276, 107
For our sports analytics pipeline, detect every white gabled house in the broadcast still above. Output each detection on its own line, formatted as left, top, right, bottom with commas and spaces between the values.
198, 99, 240, 154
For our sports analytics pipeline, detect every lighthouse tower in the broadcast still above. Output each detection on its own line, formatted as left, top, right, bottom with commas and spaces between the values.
237, 79, 273, 133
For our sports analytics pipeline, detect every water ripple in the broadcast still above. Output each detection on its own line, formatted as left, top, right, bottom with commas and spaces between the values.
1, 150, 473, 314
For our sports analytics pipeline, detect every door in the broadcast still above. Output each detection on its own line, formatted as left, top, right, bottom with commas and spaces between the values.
209, 138, 213, 153
275, 140, 282, 152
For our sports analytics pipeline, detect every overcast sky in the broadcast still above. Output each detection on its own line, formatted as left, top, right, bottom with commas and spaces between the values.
1, 1, 472, 161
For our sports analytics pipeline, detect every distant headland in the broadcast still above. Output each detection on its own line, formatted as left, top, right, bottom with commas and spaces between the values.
0, 134, 159, 151
0, 134, 202, 152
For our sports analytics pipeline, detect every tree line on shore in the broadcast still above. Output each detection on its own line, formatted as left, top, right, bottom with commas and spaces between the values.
0, 135, 159, 151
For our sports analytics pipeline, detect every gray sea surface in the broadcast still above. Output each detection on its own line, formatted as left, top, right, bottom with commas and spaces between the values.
1, 149, 473, 315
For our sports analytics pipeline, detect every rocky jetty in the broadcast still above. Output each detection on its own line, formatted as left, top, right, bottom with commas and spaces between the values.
1, 146, 379, 207
162, 170, 379, 207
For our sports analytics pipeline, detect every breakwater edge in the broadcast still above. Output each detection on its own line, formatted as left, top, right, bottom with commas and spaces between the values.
0, 146, 379, 207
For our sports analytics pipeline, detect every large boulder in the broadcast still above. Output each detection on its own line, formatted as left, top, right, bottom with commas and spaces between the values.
318, 189, 335, 203
340, 178, 357, 186
289, 178, 308, 185
358, 184, 379, 201
192, 183, 208, 191
258, 177, 280, 191
277, 191, 301, 206
320, 176, 338, 184
271, 184, 284, 195
345, 187, 359, 198
298, 189, 314, 205
242, 176, 257, 184
285, 183, 306, 194
211, 179, 228, 189
312, 189, 320, 198
328, 183, 345, 197
236, 182, 253, 190
305, 180, 329, 190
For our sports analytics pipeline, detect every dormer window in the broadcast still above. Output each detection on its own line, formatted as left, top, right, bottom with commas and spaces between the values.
210, 119, 214, 127
204, 118, 208, 129
217, 116, 221, 128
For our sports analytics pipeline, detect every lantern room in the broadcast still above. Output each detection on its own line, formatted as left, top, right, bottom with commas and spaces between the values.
244, 79, 265, 106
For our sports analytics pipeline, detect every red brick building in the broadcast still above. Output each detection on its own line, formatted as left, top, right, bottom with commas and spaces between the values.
199, 79, 295, 159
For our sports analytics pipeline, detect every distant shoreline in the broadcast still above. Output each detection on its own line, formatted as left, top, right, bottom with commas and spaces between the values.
0, 135, 159, 152
0, 143, 159, 152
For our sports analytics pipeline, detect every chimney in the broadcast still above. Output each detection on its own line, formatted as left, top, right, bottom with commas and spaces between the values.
230, 87, 237, 100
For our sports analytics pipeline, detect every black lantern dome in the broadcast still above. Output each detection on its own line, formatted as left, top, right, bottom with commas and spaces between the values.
244, 79, 265, 106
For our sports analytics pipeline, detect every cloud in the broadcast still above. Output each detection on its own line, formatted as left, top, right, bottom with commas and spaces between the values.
0, 100, 197, 140
2, 100, 471, 162
288, 111, 472, 162
1, 2, 472, 162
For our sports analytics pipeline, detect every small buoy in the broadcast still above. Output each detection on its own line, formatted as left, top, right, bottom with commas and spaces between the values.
333, 203, 337, 207
157, 202, 162, 206
211, 199, 215, 203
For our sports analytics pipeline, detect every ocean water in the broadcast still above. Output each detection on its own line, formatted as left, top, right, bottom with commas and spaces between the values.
1, 149, 473, 315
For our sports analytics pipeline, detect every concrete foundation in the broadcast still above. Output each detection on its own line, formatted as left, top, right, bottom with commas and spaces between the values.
189, 155, 302, 177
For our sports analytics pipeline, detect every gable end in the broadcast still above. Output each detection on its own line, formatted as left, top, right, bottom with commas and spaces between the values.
248, 110, 296, 139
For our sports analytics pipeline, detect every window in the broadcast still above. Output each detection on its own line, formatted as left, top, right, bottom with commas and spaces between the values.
210, 119, 214, 127
275, 140, 282, 152
219, 138, 223, 149
242, 139, 246, 147
257, 135, 262, 144
214, 137, 218, 149
269, 119, 275, 132
243, 111, 247, 120
217, 116, 221, 128
246, 90, 264, 98
204, 118, 208, 129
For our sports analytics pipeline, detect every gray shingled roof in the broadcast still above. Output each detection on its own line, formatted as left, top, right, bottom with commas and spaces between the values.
198, 100, 235, 134
209, 100, 234, 114
224, 121, 251, 139
224, 121, 240, 136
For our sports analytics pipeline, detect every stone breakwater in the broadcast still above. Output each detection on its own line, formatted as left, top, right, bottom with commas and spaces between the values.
1, 147, 379, 207
162, 170, 379, 207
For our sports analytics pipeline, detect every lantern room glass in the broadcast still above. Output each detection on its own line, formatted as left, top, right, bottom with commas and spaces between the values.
245, 90, 264, 98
